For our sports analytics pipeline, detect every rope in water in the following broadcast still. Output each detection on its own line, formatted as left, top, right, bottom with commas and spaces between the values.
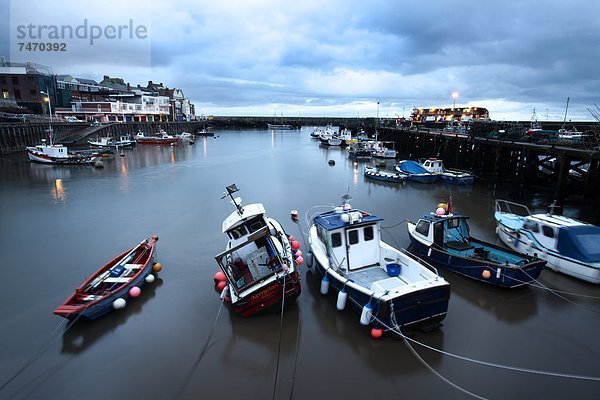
0, 310, 86, 393
175, 297, 224, 399
271, 279, 287, 400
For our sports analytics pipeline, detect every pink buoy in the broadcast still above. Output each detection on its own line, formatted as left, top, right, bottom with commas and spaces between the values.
291, 241, 301, 250
216, 280, 227, 291
295, 256, 304, 265
288, 235, 295, 242
294, 249, 303, 257
213, 271, 226, 283
370, 326, 383, 339
129, 286, 141, 298
435, 207, 446, 216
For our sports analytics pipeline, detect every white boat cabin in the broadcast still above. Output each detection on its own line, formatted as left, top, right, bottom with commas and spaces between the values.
521, 213, 588, 252
313, 208, 383, 271
32, 142, 69, 157
421, 158, 445, 173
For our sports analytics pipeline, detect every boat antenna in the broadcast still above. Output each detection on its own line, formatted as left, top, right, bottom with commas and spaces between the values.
222, 184, 243, 215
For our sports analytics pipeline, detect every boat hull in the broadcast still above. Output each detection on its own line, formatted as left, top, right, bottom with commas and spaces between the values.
439, 173, 475, 185
313, 258, 449, 330
229, 273, 301, 317
364, 167, 405, 183
408, 236, 544, 288
135, 138, 179, 144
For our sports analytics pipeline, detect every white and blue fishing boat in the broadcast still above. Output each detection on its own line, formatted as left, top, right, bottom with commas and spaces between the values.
395, 160, 438, 183
364, 166, 406, 183
420, 158, 475, 185
347, 141, 372, 160
308, 195, 450, 332
494, 199, 600, 284
408, 200, 545, 288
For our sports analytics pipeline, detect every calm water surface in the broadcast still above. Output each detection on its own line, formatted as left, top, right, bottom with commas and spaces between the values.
1, 129, 599, 399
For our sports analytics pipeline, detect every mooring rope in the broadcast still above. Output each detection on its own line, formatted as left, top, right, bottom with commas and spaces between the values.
0, 311, 85, 393
175, 297, 224, 399
271, 280, 288, 400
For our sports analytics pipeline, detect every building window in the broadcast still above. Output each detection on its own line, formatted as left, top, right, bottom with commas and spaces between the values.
12, 77, 19, 85
2, 90, 9, 99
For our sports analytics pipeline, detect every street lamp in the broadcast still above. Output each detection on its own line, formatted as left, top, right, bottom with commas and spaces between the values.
452, 92, 459, 109
40, 90, 53, 136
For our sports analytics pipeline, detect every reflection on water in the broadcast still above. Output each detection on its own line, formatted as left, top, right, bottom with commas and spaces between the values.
51, 178, 67, 204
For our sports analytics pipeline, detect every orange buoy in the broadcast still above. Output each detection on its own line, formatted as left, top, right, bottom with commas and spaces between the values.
482, 269, 491, 279
213, 271, 226, 283
370, 326, 383, 339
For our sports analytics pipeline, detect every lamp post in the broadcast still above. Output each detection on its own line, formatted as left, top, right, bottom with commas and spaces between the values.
452, 92, 459, 109
40, 90, 53, 141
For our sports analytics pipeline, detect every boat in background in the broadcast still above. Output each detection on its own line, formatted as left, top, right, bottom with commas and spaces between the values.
267, 123, 293, 130
308, 195, 450, 332
395, 160, 438, 183
54, 236, 161, 320
135, 130, 179, 144
420, 158, 475, 185
495, 199, 600, 284
370, 141, 397, 159
88, 134, 136, 148
364, 166, 405, 183
197, 128, 214, 136
347, 141, 372, 160
27, 138, 102, 164
408, 199, 545, 288
214, 184, 301, 316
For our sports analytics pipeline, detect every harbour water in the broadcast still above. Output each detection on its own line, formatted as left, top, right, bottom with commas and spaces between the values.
0, 129, 599, 399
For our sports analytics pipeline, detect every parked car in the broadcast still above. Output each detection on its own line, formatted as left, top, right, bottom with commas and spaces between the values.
65, 116, 84, 123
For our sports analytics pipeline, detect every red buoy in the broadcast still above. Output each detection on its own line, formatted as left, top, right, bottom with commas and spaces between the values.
214, 271, 226, 283
370, 327, 383, 339
291, 241, 301, 250
295, 256, 304, 265
216, 280, 227, 291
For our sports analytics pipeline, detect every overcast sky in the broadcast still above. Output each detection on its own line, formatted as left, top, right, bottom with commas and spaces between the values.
4, 0, 600, 120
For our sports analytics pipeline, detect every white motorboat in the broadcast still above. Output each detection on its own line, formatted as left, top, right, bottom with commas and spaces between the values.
494, 199, 600, 284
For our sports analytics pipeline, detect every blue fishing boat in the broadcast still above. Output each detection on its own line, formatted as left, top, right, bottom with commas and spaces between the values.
395, 160, 438, 183
364, 166, 406, 183
407, 200, 545, 288
307, 195, 450, 332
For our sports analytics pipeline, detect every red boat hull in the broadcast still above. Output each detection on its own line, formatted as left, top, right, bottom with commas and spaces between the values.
231, 273, 301, 317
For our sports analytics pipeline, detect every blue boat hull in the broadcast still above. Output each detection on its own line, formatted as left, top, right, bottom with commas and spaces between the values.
77, 259, 154, 320
406, 174, 438, 183
439, 174, 475, 185
408, 239, 544, 288
313, 260, 450, 330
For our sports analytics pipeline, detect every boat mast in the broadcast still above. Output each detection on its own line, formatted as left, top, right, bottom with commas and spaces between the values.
561, 97, 570, 130
223, 184, 243, 215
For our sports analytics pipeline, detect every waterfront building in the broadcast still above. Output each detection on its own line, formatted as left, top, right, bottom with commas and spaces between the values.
411, 106, 489, 123
0, 59, 56, 115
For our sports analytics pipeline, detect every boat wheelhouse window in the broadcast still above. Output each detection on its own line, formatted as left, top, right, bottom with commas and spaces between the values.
446, 218, 460, 229
415, 220, 430, 236
348, 230, 359, 245
246, 217, 265, 233
364, 226, 374, 241
542, 225, 555, 238
523, 221, 539, 232
331, 232, 342, 248
230, 225, 248, 239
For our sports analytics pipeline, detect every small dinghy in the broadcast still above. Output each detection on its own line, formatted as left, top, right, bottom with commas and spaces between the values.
54, 236, 161, 320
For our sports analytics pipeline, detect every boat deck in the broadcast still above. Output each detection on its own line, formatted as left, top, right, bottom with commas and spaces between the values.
347, 265, 409, 290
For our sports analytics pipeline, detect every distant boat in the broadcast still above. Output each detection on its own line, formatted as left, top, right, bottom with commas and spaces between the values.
88, 134, 135, 148
369, 141, 397, 159
364, 166, 405, 183
395, 160, 438, 183
347, 141, 372, 160
408, 200, 545, 288
54, 236, 160, 320
420, 158, 475, 185
197, 128, 214, 136
135, 130, 179, 144
27, 139, 102, 164
308, 195, 450, 332
267, 123, 293, 130
215, 184, 301, 317
495, 199, 600, 284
